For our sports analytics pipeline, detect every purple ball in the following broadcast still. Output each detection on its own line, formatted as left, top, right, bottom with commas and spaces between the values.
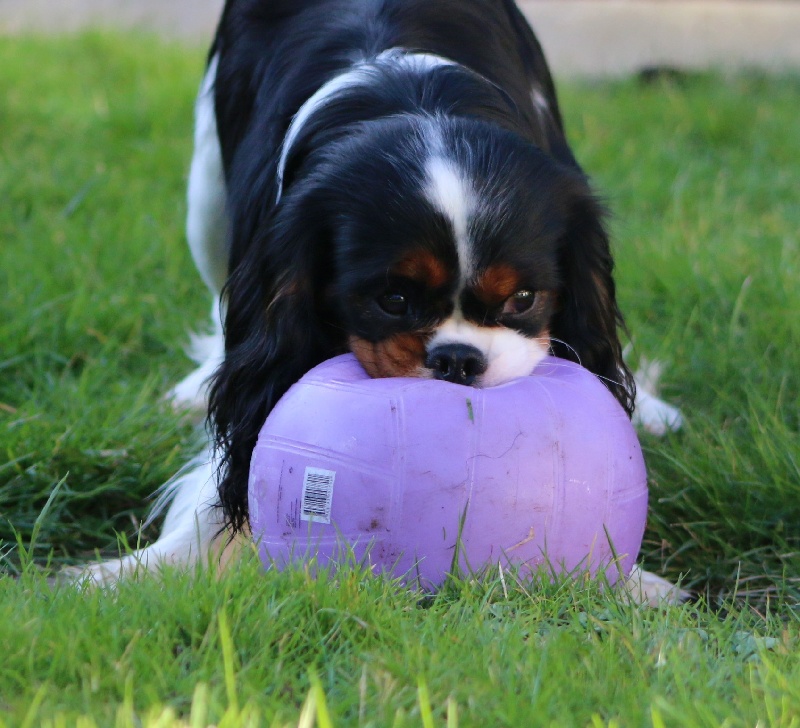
249, 354, 647, 588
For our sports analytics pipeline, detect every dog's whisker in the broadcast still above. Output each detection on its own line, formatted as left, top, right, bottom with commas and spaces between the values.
547, 336, 583, 366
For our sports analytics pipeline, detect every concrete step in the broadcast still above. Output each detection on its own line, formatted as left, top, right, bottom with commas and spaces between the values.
1, 0, 798, 76
523, 1, 800, 76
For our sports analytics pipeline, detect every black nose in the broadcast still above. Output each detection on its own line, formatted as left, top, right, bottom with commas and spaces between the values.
425, 344, 488, 386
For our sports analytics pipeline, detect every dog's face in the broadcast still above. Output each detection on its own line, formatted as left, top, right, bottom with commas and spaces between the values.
284, 116, 608, 388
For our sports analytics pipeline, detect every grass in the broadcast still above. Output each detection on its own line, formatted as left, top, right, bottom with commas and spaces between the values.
1, 33, 799, 725
2, 555, 800, 727
562, 74, 800, 602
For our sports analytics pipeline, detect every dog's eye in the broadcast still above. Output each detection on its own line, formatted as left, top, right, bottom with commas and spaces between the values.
378, 291, 409, 316
502, 289, 536, 315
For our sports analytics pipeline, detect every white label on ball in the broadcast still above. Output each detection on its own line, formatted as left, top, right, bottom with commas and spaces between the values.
301, 467, 336, 524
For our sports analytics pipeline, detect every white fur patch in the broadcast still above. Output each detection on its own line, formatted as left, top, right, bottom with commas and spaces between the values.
423, 156, 476, 284
276, 49, 455, 201
186, 54, 229, 295
631, 358, 684, 435
623, 564, 690, 606
167, 298, 225, 414
633, 381, 684, 435
428, 316, 549, 387
276, 66, 374, 200
531, 86, 550, 116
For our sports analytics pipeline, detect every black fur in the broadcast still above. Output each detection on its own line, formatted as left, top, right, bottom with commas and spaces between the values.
207, 0, 635, 533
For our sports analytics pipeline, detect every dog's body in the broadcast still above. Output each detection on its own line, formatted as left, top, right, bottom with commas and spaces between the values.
75, 0, 683, 600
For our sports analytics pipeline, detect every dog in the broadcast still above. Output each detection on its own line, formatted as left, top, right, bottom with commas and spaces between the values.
73, 0, 684, 602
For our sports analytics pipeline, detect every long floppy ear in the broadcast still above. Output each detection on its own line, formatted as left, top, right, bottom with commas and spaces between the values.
550, 189, 635, 416
208, 188, 334, 533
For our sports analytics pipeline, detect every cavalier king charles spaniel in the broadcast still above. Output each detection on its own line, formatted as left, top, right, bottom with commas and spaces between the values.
75, 0, 684, 601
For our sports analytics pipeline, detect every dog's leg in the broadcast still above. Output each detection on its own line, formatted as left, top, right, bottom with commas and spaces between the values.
63, 450, 243, 586
65, 58, 234, 586
169, 53, 228, 414
167, 298, 225, 414
625, 358, 686, 603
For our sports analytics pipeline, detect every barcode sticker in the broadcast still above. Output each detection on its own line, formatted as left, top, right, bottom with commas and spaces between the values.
300, 467, 336, 524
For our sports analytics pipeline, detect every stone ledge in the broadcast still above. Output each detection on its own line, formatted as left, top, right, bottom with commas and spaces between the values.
521, 1, 800, 76
1, 0, 799, 76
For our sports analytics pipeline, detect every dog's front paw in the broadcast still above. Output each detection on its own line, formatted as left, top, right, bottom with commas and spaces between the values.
58, 557, 138, 588
167, 315, 225, 414
633, 389, 684, 435
623, 564, 690, 607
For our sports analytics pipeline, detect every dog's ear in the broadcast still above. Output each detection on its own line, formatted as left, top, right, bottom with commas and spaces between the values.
550, 187, 635, 416
209, 186, 333, 533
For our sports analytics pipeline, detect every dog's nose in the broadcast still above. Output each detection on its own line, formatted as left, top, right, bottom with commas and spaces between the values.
425, 343, 488, 386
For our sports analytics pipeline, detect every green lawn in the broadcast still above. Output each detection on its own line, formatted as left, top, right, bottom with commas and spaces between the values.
1, 34, 799, 726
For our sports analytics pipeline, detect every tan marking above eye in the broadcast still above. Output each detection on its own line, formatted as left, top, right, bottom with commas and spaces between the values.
472, 264, 522, 306
349, 333, 429, 378
392, 249, 450, 289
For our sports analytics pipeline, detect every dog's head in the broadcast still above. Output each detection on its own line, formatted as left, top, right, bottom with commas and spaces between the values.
270, 115, 629, 394
212, 114, 633, 530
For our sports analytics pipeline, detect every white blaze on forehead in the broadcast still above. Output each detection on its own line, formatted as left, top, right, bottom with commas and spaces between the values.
428, 317, 550, 387
423, 156, 476, 281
